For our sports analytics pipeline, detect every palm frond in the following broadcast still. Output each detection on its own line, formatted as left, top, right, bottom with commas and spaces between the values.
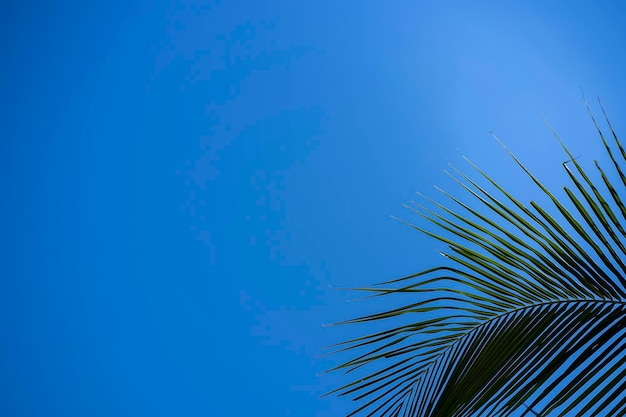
327, 99, 626, 416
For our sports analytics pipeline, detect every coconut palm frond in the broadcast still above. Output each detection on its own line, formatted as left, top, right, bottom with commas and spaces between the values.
327, 100, 626, 416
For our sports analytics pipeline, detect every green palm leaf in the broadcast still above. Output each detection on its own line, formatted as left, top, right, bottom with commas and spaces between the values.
326, 99, 626, 416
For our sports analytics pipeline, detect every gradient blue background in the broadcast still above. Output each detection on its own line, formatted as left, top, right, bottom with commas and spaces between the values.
2, 1, 626, 416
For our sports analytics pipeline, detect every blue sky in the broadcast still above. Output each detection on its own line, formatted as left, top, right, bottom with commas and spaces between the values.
2, 1, 626, 416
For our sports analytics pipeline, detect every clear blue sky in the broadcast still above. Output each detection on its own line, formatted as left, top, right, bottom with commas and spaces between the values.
2, 1, 626, 416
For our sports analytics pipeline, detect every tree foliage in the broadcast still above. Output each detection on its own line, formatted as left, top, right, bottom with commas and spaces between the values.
326, 100, 626, 416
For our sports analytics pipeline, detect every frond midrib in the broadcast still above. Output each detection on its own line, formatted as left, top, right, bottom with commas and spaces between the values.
422, 296, 626, 370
